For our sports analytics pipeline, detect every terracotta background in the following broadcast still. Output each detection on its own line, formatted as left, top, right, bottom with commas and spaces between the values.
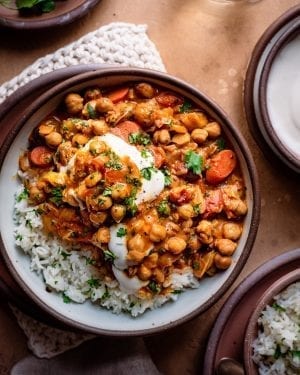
0, 0, 300, 373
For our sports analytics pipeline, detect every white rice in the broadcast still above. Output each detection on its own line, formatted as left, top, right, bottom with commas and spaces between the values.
13, 187, 199, 317
252, 281, 300, 374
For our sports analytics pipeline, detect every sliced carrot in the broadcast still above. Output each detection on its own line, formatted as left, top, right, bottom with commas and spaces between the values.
149, 145, 166, 168
29, 146, 53, 168
107, 87, 129, 103
155, 92, 183, 107
206, 150, 237, 185
110, 121, 141, 142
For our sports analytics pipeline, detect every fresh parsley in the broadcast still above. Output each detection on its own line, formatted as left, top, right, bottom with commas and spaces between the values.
16, 0, 55, 13
87, 277, 100, 288
156, 199, 170, 217
86, 103, 97, 119
161, 167, 172, 186
272, 302, 286, 312
179, 100, 192, 113
116, 227, 127, 237
128, 132, 151, 146
184, 150, 203, 175
148, 281, 161, 294
103, 249, 116, 262
62, 292, 71, 304
102, 187, 112, 196
141, 166, 157, 181
216, 137, 226, 151
16, 188, 29, 202
49, 186, 64, 206
124, 195, 138, 216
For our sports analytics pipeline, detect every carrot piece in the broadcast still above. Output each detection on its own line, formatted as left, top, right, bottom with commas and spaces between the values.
206, 150, 237, 185
110, 121, 141, 142
149, 145, 166, 168
29, 146, 53, 168
107, 87, 129, 103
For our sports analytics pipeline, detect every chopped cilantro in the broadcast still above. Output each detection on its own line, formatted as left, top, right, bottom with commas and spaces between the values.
62, 292, 71, 304
25, 219, 32, 229
102, 187, 112, 196
274, 344, 281, 359
161, 167, 172, 186
87, 103, 97, 119
15, 234, 23, 241
117, 227, 127, 237
148, 281, 161, 294
272, 302, 286, 312
104, 151, 122, 170
49, 186, 64, 206
16, 188, 29, 202
126, 176, 142, 188
193, 261, 200, 270
291, 350, 300, 359
128, 132, 151, 146
87, 277, 100, 288
179, 100, 192, 113
216, 137, 226, 151
102, 286, 110, 300
103, 249, 116, 262
193, 204, 201, 215
156, 199, 170, 217
141, 166, 157, 181
141, 148, 151, 158
124, 195, 138, 216
172, 290, 182, 295
16, 0, 55, 13
61, 251, 71, 260
184, 150, 203, 175
84, 257, 96, 266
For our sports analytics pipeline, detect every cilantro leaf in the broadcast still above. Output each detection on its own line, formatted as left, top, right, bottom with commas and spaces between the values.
184, 150, 203, 175
156, 199, 170, 217
49, 186, 64, 206
141, 166, 157, 181
116, 227, 127, 237
216, 137, 226, 151
62, 292, 71, 304
148, 281, 161, 294
103, 250, 116, 262
16, 188, 29, 202
179, 100, 192, 113
128, 132, 151, 146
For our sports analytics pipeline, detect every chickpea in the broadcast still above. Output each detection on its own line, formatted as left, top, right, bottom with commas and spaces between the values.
89, 139, 107, 155
235, 201, 248, 216
143, 253, 159, 269
128, 234, 146, 252
172, 132, 191, 146
84, 171, 102, 188
89, 212, 107, 226
72, 133, 89, 147
19, 153, 30, 172
153, 268, 165, 283
215, 238, 237, 256
177, 204, 194, 220
188, 235, 202, 252
133, 100, 157, 127
131, 219, 145, 234
95, 227, 110, 243
149, 223, 167, 242
65, 93, 83, 115
111, 183, 131, 201
95, 97, 114, 112
96, 195, 113, 211
166, 237, 187, 254
28, 185, 45, 203
38, 124, 55, 136
205, 122, 221, 138
137, 264, 152, 281
179, 112, 208, 130
127, 250, 146, 263
158, 253, 176, 268
223, 222, 242, 240
196, 220, 213, 244
84, 87, 102, 101
90, 120, 109, 136
153, 129, 171, 145
45, 132, 63, 148
111, 204, 126, 223
214, 254, 232, 270
191, 128, 208, 144
170, 124, 187, 133
135, 83, 155, 98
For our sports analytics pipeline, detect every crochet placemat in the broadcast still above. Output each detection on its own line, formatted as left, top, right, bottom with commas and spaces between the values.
1, 22, 165, 359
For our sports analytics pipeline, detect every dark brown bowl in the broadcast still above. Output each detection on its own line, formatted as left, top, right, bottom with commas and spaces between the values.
0, 66, 260, 335
258, 19, 300, 173
244, 268, 300, 375
244, 4, 300, 176
0, 0, 101, 30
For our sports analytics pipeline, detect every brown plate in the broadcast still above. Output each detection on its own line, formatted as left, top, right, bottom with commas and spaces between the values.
243, 4, 300, 179
0, 63, 106, 330
0, 0, 101, 30
202, 247, 300, 375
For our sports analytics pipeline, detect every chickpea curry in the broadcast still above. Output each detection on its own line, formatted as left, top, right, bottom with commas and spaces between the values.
18, 82, 247, 300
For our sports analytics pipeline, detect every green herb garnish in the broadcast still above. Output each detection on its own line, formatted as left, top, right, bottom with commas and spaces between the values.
148, 281, 161, 294
103, 249, 116, 262
179, 100, 192, 113
157, 199, 170, 217
16, 0, 55, 12
49, 186, 64, 206
128, 132, 151, 146
62, 292, 71, 304
16, 188, 29, 202
161, 167, 172, 186
141, 166, 157, 181
216, 137, 226, 151
184, 150, 203, 175
102, 187, 112, 196
86, 103, 97, 119
272, 302, 286, 312
87, 277, 100, 288
116, 227, 127, 237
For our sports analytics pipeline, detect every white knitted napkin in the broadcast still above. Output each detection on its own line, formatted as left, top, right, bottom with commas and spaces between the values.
1, 22, 166, 359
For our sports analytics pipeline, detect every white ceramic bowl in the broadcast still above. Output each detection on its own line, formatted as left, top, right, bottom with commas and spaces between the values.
0, 67, 260, 335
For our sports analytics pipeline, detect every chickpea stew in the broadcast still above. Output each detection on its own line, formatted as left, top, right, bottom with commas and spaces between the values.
16, 81, 248, 314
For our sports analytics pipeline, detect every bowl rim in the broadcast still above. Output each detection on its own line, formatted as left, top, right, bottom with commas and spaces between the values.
0, 0, 100, 30
243, 268, 300, 375
243, 4, 300, 176
0, 66, 261, 335
258, 18, 300, 171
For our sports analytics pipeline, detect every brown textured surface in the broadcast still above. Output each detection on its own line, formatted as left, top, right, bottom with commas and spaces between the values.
0, 0, 300, 374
